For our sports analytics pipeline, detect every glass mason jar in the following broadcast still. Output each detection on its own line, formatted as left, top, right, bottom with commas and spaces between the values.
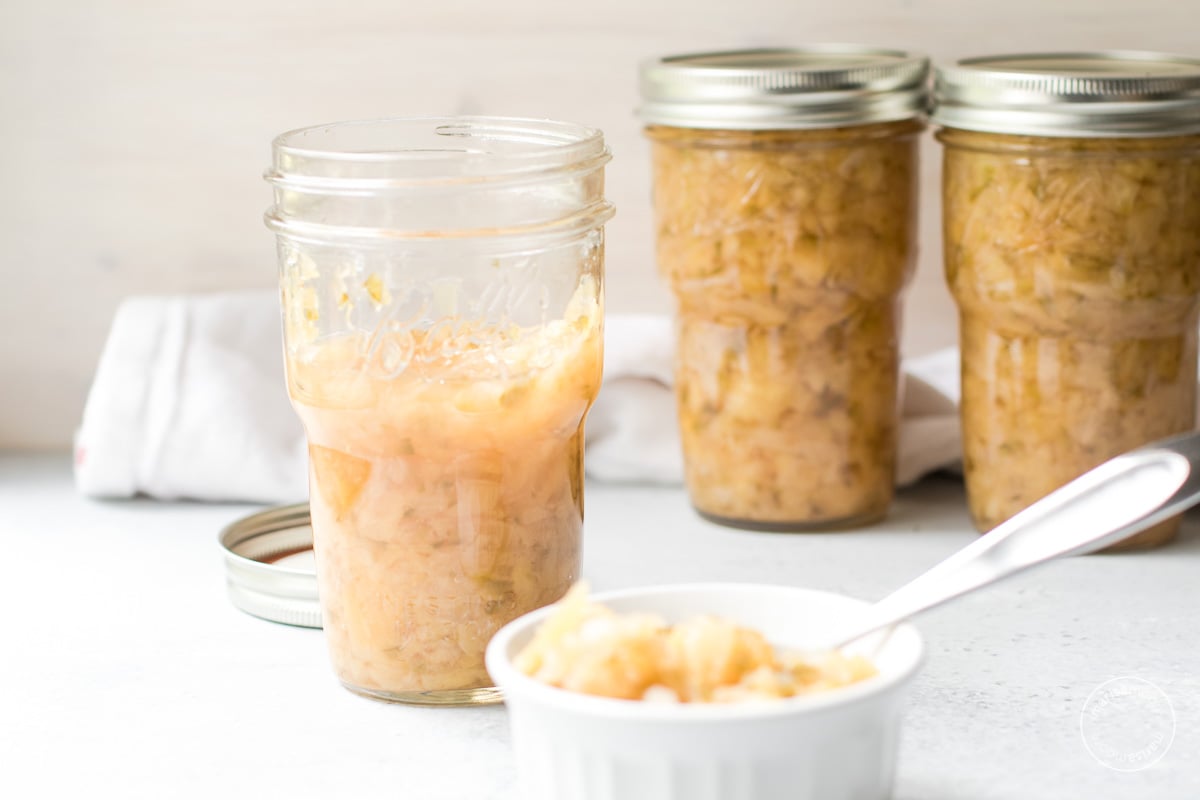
638, 48, 929, 530
934, 52, 1200, 550
264, 117, 613, 704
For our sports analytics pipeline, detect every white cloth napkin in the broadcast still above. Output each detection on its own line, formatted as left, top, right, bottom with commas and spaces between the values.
75, 292, 963, 503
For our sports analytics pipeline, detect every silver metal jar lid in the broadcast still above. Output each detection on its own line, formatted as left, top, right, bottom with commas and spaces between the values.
933, 51, 1200, 138
219, 504, 322, 629
637, 46, 930, 130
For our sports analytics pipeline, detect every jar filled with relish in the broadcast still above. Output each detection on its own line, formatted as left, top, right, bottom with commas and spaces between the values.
265, 117, 613, 703
639, 47, 929, 530
933, 52, 1200, 549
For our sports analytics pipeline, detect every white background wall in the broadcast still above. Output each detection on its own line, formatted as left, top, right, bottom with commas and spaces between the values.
2, 0, 1196, 449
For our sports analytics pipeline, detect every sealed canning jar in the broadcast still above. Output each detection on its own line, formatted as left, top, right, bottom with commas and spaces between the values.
264, 118, 613, 704
934, 52, 1200, 549
639, 48, 929, 530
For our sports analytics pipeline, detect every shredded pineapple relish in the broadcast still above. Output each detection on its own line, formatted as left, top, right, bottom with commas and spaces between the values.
647, 121, 920, 528
515, 584, 876, 703
941, 128, 1200, 548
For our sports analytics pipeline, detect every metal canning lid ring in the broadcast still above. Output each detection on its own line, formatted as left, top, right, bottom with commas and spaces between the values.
932, 51, 1200, 137
637, 45, 930, 130
218, 503, 322, 629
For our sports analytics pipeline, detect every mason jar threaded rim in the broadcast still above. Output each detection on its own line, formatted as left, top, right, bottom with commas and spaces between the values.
264, 116, 614, 246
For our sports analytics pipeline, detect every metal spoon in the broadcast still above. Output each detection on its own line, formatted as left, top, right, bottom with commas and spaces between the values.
833, 430, 1200, 649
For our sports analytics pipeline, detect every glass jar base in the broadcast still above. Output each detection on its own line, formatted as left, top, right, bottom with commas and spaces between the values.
694, 506, 889, 532
341, 682, 504, 707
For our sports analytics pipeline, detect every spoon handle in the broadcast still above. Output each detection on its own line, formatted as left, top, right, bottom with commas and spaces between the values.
834, 431, 1200, 649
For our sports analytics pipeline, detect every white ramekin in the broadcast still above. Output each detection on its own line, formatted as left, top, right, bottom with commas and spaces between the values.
486, 583, 924, 800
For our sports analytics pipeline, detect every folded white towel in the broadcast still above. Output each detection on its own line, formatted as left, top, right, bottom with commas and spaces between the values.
75, 292, 963, 503
75, 293, 307, 503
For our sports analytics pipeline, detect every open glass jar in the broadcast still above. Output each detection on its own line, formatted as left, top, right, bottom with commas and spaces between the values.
265, 117, 613, 704
639, 47, 929, 530
934, 52, 1200, 550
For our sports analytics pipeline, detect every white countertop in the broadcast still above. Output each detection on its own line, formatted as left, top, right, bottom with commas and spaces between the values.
3, 454, 1197, 799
